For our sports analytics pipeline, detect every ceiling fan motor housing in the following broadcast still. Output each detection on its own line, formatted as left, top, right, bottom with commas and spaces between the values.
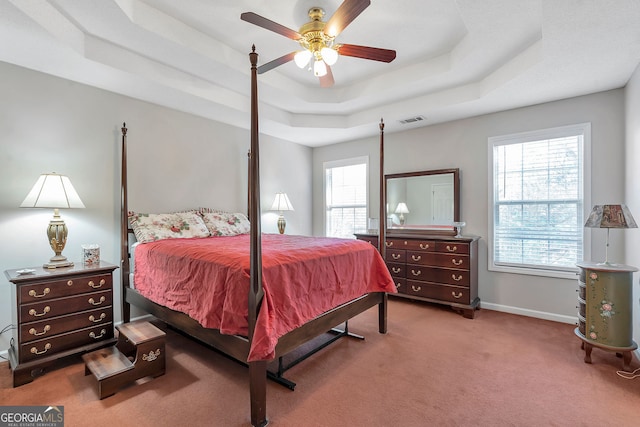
298, 8, 336, 60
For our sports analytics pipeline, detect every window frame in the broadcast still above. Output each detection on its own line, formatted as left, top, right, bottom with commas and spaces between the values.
487, 123, 591, 279
323, 156, 369, 238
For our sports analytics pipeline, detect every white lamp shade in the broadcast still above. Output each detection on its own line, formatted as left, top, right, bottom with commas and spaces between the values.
20, 173, 85, 209
271, 193, 294, 212
294, 50, 312, 68
395, 202, 410, 214
321, 47, 338, 66
313, 59, 327, 77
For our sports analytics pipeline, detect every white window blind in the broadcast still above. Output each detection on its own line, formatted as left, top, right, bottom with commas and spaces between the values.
489, 123, 590, 277
324, 157, 368, 238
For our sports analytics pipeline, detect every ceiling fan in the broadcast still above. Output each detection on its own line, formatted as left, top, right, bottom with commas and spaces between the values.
240, 0, 396, 87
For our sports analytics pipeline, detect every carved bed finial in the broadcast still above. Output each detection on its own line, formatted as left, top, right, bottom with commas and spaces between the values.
122, 123, 128, 136
379, 118, 384, 131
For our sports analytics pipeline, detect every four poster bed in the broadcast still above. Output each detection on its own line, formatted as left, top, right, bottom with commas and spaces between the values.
119, 47, 392, 427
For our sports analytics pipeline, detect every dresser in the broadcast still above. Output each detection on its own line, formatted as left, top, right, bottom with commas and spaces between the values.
356, 233, 480, 318
574, 261, 638, 371
4, 261, 118, 386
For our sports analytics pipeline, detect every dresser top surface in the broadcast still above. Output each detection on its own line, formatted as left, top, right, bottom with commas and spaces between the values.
355, 232, 479, 242
5, 261, 118, 283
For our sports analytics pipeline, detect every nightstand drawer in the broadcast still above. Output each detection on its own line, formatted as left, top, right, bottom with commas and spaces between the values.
18, 273, 112, 304
20, 307, 113, 343
19, 323, 114, 363
20, 290, 112, 322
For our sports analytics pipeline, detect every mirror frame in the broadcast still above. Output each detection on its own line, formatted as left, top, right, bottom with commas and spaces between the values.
385, 168, 460, 235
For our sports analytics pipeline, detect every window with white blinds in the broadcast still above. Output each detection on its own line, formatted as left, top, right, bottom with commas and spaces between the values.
324, 157, 368, 238
488, 123, 591, 278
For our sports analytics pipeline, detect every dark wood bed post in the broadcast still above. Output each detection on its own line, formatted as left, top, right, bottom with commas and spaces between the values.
121, 123, 131, 324
378, 118, 388, 334
248, 45, 268, 427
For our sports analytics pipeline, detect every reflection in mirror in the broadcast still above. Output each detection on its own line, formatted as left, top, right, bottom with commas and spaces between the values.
385, 168, 459, 233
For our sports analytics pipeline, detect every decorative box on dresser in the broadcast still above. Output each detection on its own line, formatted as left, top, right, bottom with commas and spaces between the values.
355, 233, 480, 318
4, 261, 118, 386
574, 261, 638, 371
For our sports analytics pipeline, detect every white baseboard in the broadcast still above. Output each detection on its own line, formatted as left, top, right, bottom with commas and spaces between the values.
480, 302, 578, 324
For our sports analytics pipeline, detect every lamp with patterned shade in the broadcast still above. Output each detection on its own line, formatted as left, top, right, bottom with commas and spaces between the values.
271, 192, 294, 234
20, 173, 85, 268
584, 204, 637, 265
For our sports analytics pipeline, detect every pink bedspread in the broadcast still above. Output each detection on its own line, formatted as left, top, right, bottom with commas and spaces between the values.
133, 234, 395, 361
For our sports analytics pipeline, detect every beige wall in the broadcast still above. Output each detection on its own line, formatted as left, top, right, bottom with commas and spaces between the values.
314, 89, 626, 323
0, 62, 312, 354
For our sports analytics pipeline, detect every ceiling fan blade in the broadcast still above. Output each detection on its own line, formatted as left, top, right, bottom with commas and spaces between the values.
241, 12, 301, 40
257, 52, 297, 74
338, 44, 396, 62
319, 65, 335, 88
324, 0, 371, 37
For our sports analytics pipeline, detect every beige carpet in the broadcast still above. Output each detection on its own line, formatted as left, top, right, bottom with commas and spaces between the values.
2, 299, 640, 426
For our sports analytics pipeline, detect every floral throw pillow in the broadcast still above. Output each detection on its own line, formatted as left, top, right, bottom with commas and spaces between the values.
129, 211, 210, 243
201, 211, 251, 237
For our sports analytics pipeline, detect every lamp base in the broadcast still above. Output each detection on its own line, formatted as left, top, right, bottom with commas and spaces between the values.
44, 259, 74, 269
277, 215, 286, 234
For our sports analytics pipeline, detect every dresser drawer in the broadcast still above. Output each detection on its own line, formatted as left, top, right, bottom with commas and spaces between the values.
19, 323, 114, 363
385, 239, 434, 251
392, 277, 406, 293
20, 290, 113, 322
18, 273, 112, 304
20, 307, 113, 343
435, 241, 469, 254
387, 262, 405, 278
406, 252, 469, 269
406, 280, 470, 304
387, 249, 406, 262
405, 266, 470, 286
357, 235, 378, 247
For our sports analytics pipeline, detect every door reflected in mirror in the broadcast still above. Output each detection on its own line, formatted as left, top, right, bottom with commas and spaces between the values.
386, 168, 459, 234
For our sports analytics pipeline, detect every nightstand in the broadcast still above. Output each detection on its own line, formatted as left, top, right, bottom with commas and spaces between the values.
4, 261, 118, 386
575, 261, 638, 371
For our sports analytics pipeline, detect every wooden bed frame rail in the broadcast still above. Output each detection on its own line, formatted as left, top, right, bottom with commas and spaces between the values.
119, 46, 388, 427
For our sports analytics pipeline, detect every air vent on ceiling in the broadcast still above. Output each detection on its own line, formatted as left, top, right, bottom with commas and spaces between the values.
399, 115, 425, 125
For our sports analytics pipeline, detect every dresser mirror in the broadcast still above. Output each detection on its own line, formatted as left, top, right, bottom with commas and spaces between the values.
385, 168, 460, 234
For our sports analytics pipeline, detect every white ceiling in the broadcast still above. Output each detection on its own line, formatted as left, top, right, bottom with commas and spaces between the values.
2, 0, 640, 147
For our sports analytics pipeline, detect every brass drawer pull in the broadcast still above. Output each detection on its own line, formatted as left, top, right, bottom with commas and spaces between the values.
392, 253, 401, 260
28, 288, 50, 298
446, 245, 458, 252
29, 325, 51, 336
419, 243, 430, 249
29, 306, 50, 317
411, 255, 422, 261
452, 259, 463, 266
67, 280, 73, 286
30, 343, 51, 355
411, 269, 421, 276
452, 274, 463, 281
89, 329, 107, 339
452, 291, 463, 299
88, 279, 106, 288
89, 313, 106, 323
395, 282, 402, 289
385, 241, 393, 247
411, 285, 422, 292
88, 296, 106, 306
392, 267, 401, 274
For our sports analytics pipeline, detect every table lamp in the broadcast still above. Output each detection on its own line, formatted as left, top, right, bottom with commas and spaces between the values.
271, 192, 294, 234
395, 202, 409, 226
584, 204, 637, 266
20, 173, 85, 268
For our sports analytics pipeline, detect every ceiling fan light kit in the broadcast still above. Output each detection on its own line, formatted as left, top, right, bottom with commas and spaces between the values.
241, 0, 396, 87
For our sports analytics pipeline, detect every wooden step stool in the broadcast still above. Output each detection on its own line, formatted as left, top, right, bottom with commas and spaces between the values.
83, 321, 166, 399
